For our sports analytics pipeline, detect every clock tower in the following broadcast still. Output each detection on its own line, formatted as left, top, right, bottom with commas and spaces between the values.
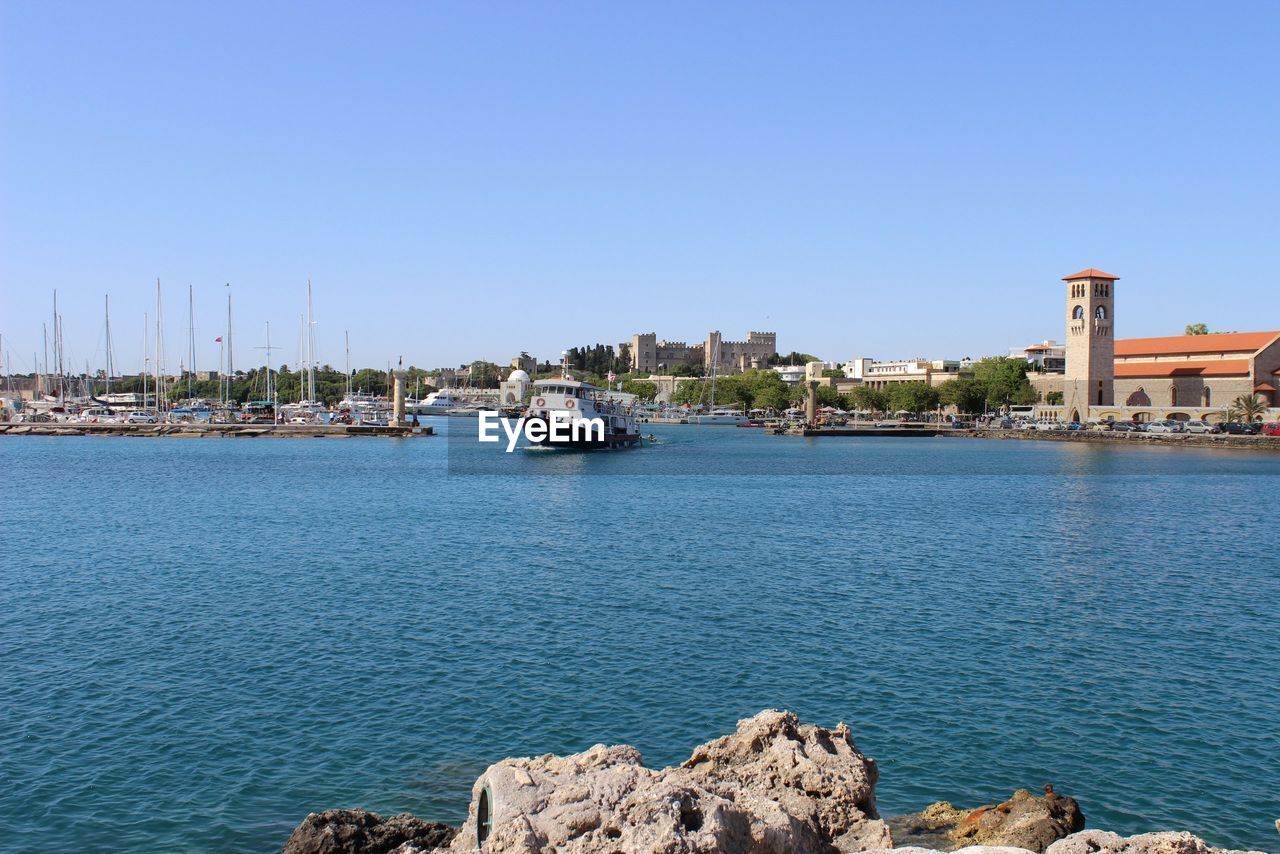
1061, 267, 1118, 422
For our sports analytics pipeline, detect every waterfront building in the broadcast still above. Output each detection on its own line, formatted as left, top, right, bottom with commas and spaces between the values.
772, 365, 806, 385
498, 369, 531, 407
1034, 267, 1280, 421
1010, 340, 1065, 372
627, 330, 777, 374
842, 357, 962, 389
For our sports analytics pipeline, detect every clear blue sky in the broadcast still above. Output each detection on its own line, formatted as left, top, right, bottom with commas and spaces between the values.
2, 1, 1277, 375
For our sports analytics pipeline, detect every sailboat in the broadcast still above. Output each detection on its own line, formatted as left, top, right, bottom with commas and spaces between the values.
687, 337, 747, 424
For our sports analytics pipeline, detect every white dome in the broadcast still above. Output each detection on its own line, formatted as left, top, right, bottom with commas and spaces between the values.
507, 369, 530, 383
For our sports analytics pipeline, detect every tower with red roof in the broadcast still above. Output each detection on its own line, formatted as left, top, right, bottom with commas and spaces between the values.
1062, 268, 1119, 421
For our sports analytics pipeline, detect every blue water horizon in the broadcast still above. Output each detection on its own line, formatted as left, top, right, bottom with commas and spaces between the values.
2, 426, 1278, 852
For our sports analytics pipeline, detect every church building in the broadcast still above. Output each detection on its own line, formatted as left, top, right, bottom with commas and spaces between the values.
1035, 268, 1280, 422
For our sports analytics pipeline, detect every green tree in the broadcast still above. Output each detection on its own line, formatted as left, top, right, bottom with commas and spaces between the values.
767, 351, 819, 366
1228, 393, 1268, 422
1045, 391, 1064, 405
620, 379, 657, 400
846, 385, 888, 414
469, 360, 501, 388
972, 356, 1036, 409
937, 377, 987, 414
888, 382, 940, 414
815, 385, 845, 408
1185, 322, 1210, 335
671, 380, 703, 405
753, 385, 790, 412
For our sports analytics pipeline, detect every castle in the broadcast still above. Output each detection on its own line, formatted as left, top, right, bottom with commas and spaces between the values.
626, 330, 777, 374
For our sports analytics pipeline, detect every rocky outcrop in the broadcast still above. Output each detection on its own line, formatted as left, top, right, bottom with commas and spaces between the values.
1044, 830, 1265, 854
951, 789, 1084, 852
284, 712, 1277, 853
448, 709, 890, 852
888, 788, 1083, 853
858, 830, 1267, 854
282, 809, 456, 854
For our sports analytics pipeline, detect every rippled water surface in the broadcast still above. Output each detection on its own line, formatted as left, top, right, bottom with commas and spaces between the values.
3, 426, 1278, 852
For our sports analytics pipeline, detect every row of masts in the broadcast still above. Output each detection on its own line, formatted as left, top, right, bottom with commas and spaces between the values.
2, 282, 350, 411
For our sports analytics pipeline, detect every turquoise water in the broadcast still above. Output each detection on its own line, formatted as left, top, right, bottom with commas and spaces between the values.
3, 425, 1278, 852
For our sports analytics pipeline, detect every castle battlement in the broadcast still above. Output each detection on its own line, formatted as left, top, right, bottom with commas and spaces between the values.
628, 328, 777, 374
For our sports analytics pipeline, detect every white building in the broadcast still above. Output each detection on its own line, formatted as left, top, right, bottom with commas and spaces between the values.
841, 358, 962, 388
1010, 339, 1065, 373
772, 365, 807, 385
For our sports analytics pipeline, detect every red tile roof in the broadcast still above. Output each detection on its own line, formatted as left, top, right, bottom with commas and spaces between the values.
1115, 331, 1280, 357
1255, 383, 1277, 392
1114, 359, 1251, 378
1063, 268, 1120, 280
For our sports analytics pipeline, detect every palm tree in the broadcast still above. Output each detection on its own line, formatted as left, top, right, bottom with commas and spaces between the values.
1227, 393, 1267, 423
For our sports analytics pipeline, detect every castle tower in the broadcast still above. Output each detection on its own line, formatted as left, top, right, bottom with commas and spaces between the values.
1061, 267, 1118, 422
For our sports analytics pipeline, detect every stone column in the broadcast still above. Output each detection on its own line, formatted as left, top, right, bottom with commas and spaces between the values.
392, 370, 407, 426
805, 381, 818, 424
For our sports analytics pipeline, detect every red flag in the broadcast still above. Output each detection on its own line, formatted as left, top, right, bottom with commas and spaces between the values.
214, 336, 223, 343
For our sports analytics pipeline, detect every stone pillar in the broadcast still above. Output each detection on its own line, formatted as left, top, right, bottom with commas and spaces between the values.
392, 370, 407, 426
805, 381, 818, 424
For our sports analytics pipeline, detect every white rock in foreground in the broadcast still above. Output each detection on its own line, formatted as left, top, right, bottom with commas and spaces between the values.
449, 709, 890, 852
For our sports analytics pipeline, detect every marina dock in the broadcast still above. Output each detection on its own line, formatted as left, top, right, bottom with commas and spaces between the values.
0, 422, 432, 438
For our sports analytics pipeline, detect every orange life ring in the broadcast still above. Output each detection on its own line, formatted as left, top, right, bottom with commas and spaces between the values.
535, 397, 546, 407
565, 398, 575, 409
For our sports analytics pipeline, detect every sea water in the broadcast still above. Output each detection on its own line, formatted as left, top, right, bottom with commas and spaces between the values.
2, 425, 1278, 852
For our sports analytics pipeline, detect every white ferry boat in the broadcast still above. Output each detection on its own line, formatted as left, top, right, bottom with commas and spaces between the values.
409, 390, 465, 416
524, 376, 640, 449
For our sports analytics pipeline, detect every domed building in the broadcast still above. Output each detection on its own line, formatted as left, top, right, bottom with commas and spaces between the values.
499, 369, 532, 407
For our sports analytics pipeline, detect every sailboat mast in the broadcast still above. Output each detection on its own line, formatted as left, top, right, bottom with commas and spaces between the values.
306, 279, 316, 403
155, 279, 164, 412
104, 295, 114, 396
225, 285, 234, 406
345, 330, 351, 400
142, 312, 149, 408
41, 323, 48, 398
187, 284, 195, 399
53, 290, 64, 402
265, 321, 278, 424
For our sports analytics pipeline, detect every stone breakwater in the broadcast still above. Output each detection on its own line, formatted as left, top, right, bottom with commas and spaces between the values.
0, 422, 431, 438
948, 429, 1279, 451
283, 711, 1274, 854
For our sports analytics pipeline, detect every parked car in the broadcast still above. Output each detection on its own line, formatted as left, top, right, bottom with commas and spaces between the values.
1145, 420, 1185, 434
1066, 421, 1084, 431
126, 410, 159, 424
1219, 421, 1260, 435
1183, 420, 1219, 434
1110, 422, 1140, 433
1261, 422, 1280, 437
1033, 420, 1064, 431
1086, 420, 1112, 431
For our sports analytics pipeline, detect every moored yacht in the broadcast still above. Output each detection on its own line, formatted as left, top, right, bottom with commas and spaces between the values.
409, 389, 465, 416
687, 407, 749, 425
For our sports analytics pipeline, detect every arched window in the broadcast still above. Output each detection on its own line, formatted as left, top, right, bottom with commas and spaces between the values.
1072, 305, 1085, 320
1169, 386, 1178, 406
1202, 387, 1211, 406
1126, 388, 1151, 407
1094, 305, 1107, 320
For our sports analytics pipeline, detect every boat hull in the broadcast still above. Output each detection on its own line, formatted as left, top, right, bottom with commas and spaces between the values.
522, 416, 641, 449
